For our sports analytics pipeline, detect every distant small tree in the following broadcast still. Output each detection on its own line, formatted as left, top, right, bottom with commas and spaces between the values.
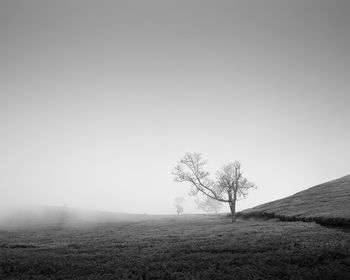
175, 204, 183, 215
174, 196, 185, 215
172, 153, 256, 222
195, 196, 223, 214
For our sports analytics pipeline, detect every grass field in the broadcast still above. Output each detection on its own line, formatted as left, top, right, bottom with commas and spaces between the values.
1, 215, 349, 280
239, 175, 350, 227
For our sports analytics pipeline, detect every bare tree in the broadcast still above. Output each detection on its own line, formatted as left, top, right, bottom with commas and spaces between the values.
195, 196, 223, 214
172, 153, 256, 222
174, 196, 185, 215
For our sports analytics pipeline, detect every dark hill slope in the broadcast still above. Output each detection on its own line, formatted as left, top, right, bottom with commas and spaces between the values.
239, 175, 350, 227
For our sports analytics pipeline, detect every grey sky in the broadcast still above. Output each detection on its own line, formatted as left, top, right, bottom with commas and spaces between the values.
1, 0, 349, 214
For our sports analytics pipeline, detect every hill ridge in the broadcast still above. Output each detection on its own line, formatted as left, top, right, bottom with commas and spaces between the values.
238, 174, 350, 228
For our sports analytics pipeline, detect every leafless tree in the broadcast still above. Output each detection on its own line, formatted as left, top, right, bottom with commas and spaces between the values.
195, 196, 223, 214
172, 153, 256, 222
174, 196, 185, 215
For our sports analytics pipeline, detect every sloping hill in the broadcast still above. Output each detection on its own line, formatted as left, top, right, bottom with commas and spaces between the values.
238, 175, 350, 227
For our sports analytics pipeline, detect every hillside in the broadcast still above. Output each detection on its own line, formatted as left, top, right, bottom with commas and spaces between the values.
238, 175, 350, 227
0, 206, 156, 228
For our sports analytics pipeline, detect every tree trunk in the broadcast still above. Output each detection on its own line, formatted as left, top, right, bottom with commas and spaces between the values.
229, 198, 236, 222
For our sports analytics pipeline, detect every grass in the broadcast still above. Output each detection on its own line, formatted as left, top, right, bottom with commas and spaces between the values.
238, 175, 350, 227
1, 215, 350, 279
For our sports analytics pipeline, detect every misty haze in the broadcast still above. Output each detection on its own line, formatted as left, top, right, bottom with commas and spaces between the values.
1, 0, 349, 279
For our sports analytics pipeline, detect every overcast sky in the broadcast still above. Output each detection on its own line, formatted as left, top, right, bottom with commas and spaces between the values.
1, 0, 349, 214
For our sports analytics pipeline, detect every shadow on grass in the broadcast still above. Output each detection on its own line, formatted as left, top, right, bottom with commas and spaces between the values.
236, 211, 350, 228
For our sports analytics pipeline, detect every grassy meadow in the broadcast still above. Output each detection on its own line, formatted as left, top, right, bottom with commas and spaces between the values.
239, 175, 350, 227
1, 215, 349, 280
